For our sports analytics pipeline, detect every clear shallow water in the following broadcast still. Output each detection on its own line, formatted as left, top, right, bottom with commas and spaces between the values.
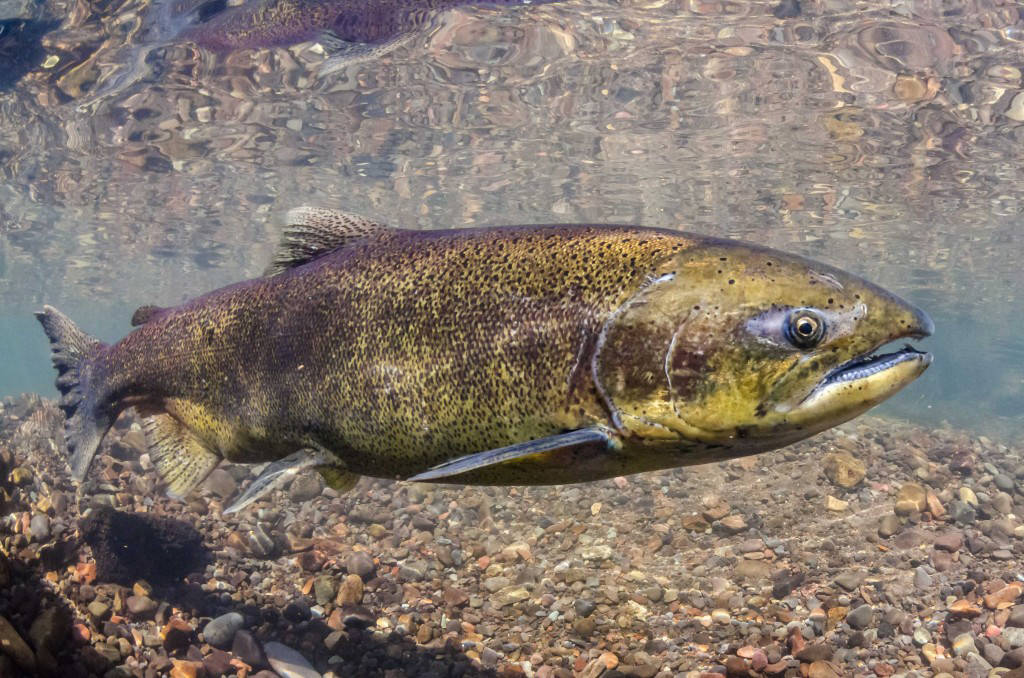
0, 0, 1022, 439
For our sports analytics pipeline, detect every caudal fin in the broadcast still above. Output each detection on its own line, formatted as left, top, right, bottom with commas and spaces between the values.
35, 305, 112, 481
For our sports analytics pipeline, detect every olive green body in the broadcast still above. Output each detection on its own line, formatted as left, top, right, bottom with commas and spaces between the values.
41, 218, 932, 491
103, 226, 696, 483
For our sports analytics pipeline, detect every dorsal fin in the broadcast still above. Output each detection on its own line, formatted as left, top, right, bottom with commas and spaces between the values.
265, 207, 392, 276
131, 304, 165, 326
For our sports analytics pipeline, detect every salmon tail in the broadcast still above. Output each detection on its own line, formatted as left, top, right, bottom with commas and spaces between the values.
35, 305, 113, 482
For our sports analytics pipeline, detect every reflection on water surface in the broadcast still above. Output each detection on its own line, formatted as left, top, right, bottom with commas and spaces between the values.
0, 0, 1022, 437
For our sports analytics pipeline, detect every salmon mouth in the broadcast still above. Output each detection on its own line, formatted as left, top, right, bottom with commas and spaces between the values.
817, 344, 932, 390
808, 300, 934, 400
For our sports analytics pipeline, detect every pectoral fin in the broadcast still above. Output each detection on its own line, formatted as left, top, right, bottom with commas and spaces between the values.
408, 428, 616, 484
224, 449, 356, 514
143, 414, 220, 500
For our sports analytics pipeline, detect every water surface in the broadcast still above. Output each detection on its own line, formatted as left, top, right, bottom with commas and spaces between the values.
1, 0, 1022, 439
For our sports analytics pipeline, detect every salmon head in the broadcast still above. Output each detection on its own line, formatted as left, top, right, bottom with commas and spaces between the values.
595, 237, 933, 458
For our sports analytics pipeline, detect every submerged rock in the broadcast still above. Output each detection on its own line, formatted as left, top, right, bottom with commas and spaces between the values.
822, 451, 866, 488
264, 641, 320, 678
203, 612, 244, 649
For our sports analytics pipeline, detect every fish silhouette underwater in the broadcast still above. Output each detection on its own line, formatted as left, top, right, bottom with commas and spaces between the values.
169, 0, 561, 67
84, 0, 560, 101
38, 208, 933, 514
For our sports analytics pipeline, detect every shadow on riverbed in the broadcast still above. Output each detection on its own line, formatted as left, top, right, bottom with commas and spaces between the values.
0, 394, 502, 677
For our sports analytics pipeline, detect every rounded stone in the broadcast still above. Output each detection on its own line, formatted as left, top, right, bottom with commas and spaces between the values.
574, 599, 596, 618
846, 605, 874, 630
345, 551, 375, 579
29, 514, 50, 542
203, 612, 244, 650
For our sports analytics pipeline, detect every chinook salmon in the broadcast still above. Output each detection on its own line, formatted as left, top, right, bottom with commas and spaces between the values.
38, 209, 933, 512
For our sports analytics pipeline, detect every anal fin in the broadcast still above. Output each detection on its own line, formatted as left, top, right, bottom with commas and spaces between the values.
408, 428, 615, 484
224, 449, 356, 514
143, 414, 221, 500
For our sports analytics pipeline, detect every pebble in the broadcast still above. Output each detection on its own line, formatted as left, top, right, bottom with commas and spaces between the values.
994, 473, 1015, 492
264, 641, 321, 678
952, 632, 976, 656
231, 630, 266, 668
8, 467, 32, 485
895, 483, 927, 514
87, 601, 111, 621
313, 575, 335, 605
984, 583, 1022, 609
170, 659, 202, 678
795, 643, 833, 662
580, 544, 613, 560
1009, 605, 1024, 628
983, 642, 1005, 666
203, 648, 234, 677
949, 602, 981, 623
807, 660, 841, 678
335, 574, 364, 605
878, 514, 901, 537
575, 599, 597, 618
822, 451, 866, 488
846, 604, 874, 630
29, 513, 49, 541
484, 576, 511, 592
203, 612, 244, 649
934, 531, 964, 552
126, 595, 158, 617
835, 571, 865, 591
825, 495, 848, 512
345, 551, 375, 578
1004, 627, 1024, 649
717, 514, 747, 533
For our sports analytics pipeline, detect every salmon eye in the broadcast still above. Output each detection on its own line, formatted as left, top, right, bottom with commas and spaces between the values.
785, 310, 826, 349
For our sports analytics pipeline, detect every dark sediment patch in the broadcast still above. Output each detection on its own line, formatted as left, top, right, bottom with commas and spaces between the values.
79, 505, 210, 586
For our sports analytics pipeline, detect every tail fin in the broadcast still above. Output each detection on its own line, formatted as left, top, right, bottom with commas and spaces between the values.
35, 305, 112, 481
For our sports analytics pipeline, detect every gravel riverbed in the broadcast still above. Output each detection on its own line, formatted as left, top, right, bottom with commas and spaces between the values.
1, 394, 1023, 678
